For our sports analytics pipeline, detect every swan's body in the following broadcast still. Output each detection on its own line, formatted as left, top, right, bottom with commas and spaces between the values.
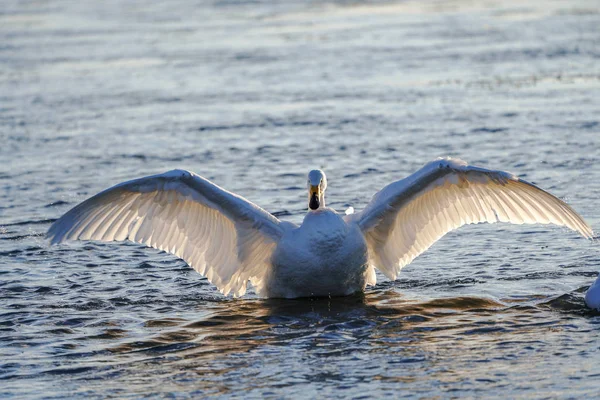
585, 275, 600, 310
268, 209, 370, 298
48, 158, 594, 300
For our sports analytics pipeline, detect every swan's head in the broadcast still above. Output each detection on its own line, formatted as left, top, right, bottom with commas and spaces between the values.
307, 169, 327, 210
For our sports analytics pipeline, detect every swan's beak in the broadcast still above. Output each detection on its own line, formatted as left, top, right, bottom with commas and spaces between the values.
309, 185, 320, 210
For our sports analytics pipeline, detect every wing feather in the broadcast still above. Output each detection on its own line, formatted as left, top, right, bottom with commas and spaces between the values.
48, 169, 287, 297
351, 158, 593, 280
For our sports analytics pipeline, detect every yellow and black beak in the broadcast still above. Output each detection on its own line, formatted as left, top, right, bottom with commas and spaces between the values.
309, 185, 320, 210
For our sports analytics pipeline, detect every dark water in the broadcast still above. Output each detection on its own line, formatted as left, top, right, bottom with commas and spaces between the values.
2, 0, 600, 397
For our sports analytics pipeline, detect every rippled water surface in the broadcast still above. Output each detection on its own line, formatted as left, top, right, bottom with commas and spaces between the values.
2, 0, 600, 397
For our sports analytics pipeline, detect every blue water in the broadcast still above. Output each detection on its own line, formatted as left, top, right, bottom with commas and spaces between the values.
2, 0, 600, 397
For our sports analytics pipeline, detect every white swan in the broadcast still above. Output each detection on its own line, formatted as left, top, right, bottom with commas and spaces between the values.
585, 275, 600, 310
47, 157, 593, 299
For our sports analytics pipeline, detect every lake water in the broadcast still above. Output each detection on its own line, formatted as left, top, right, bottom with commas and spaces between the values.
2, 0, 600, 397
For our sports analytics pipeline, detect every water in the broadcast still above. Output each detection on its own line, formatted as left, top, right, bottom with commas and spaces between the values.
2, 0, 600, 397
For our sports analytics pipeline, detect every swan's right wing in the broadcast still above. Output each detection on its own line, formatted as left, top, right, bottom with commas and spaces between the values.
47, 170, 288, 297
349, 158, 593, 280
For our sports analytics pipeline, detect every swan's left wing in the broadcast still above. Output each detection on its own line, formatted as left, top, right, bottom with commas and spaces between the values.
348, 158, 593, 280
47, 169, 287, 297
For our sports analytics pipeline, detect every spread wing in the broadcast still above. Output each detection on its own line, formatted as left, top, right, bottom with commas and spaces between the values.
348, 158, 593, 280
47, 169, 286, 297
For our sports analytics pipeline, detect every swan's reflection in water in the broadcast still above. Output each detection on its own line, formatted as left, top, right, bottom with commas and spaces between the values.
105, 289, 593, 394
34, 284, 592, 397
111, 289, 595, 356
111, 291, 502, 354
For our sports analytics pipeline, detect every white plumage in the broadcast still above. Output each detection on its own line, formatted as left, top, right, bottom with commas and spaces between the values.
585, 275, 600, 310
48, 158, 594, 300
349, 158, 593, 280
48, 169, 282, 297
